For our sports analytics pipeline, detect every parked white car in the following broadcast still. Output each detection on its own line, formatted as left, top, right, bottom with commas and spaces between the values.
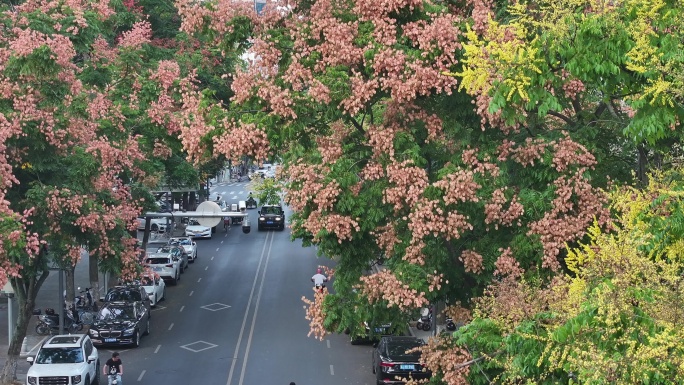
185, 219, 212, 239
169, 237, 198, 262
141, 273, 166, 306
144, 252, 181, 285
136, 217, 169, 232
27, 334, 100, 385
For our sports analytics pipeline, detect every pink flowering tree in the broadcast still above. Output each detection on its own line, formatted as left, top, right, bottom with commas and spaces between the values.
174, 0, 684, 383
0, 0, 227, 381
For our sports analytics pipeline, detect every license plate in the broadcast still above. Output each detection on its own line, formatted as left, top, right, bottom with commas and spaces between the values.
153, 267, 162, 271
105, 338, 117, 343
267, 221, 273, 224
400, 364, 415, 371
374, 328, 385, 333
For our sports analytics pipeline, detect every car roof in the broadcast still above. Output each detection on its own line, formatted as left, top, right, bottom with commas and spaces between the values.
45, 334, 85, 347
146, 252, 172, 258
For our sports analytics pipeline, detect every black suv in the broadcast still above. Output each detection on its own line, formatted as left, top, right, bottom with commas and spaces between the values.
257, 205, 285, 231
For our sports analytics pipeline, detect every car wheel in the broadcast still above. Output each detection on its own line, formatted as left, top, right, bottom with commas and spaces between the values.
152, 295, 157, 307
171, 276, 178, 286
151, 224, 159, 232
133, 330, 141, 347
84, 375, 90, 385
144, 318, 150, 336
350, 336, 361, 345
161, 287, 166, 301
180, 264, 184, 274
93, 362, 100, 384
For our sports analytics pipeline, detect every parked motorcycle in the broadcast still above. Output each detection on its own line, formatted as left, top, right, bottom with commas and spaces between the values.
34, 306, 83, 335
416, 306, 433, 331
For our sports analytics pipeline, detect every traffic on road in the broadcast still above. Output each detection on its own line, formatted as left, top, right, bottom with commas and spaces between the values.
19, 180, 386, 385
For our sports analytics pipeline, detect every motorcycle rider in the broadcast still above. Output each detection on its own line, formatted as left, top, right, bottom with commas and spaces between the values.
311, 268, 328, 291
104, 352, 123, 385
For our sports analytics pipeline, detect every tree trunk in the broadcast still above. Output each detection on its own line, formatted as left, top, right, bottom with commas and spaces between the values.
64, 266, 75, 306
89, 252, 100, 304
0, 270, 50, 385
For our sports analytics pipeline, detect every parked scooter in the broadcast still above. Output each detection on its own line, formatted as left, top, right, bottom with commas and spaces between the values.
416, 306, 433, 331
34, 306, 84, 335
75, 287, 96, 310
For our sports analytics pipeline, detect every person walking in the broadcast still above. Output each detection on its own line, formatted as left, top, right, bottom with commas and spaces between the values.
104, 352, 123, 385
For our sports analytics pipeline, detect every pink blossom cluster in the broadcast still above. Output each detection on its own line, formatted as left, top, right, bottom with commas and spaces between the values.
212, 121, 271, 164
461, 147, 500, 176
150, 60, 181, 91
372, 224, 399, 257
484, 187, 524, 229
459, 249, 484, 273
433, 170, 481, 205
493, 247, 523, 278
283, 162, 327, 212
340, 74, 378, 115
416, 336, 471, 385
315, 120, 352, 164
117, 21, 151, 49
359, 269, 429, 311
551, 133, 596, 172
528, 170, 610, 270
383, 161, 428, 212
302, 287, 329, 340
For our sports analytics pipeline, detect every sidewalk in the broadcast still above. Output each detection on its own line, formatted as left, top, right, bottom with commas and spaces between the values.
0, 249, 102, 381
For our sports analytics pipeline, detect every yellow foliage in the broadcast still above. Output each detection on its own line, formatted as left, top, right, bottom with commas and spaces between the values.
457, 20, 543, 103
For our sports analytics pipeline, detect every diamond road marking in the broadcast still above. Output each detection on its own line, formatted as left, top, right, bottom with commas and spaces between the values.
180, 341, 218, 353
201, 303, 231, 311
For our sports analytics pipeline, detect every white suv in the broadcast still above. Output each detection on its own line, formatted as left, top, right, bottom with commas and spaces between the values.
27, 334, 99, 385
144, 252, 181, 285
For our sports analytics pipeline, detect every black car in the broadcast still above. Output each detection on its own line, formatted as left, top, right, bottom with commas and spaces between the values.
372, 336, 432, 384
257, 205, 285, 231
88, 302, 150, 347
104, 285, 152, 315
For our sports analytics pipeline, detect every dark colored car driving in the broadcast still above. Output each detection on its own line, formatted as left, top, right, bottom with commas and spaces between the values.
88, 302, 150, 348
257, 205, 285, 231
372, 336, 431, 384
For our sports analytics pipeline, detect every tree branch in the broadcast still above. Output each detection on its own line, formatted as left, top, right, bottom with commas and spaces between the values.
348, 116, 365, 134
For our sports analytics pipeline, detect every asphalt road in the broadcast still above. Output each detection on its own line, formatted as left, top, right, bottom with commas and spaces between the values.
104, 181, 379, 385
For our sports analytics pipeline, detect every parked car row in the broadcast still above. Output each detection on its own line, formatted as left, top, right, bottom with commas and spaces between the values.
89, 237, 196, 348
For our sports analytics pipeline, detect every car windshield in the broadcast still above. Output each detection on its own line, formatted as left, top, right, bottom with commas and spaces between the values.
141, 277, 153, 286
35, 347, 84, 364
172, 239, 192, 245
156, 246, 173, 253
188, 220, 200, 226
98, 306, 135, 320
262, 207, 282, 215
105, 289, 142, 302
